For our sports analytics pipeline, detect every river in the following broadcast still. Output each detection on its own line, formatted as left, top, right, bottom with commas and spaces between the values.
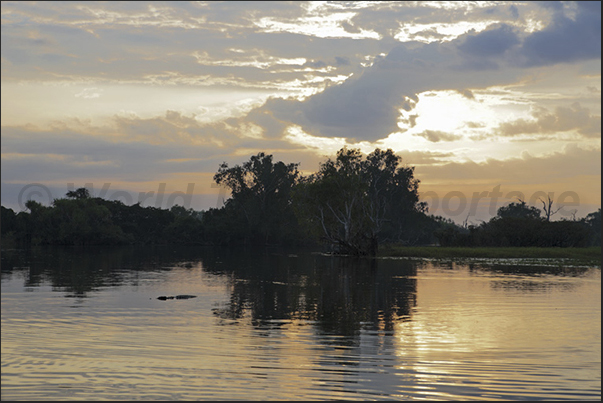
1, 245, 600, 400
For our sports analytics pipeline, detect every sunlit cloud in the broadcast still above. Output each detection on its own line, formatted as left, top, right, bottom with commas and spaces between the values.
256, 7, 381, 40
496, 102, 601, 138
284, 125, 347, 154
413, 130, 463, 143
395, 21, 492, 43
192, 50, 307, 69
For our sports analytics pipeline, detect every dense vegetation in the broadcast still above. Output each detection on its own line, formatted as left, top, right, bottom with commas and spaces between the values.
1, 188, 205, 247
435, 200, 600, 248
1, 147, 600, 256
293, 148, 428, 255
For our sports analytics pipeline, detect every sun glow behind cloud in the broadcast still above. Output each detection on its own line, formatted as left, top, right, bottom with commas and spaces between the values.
383, 89, 525, 162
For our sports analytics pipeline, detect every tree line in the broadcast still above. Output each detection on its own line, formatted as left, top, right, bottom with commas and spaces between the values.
1, 147, 600, 255
435, 199, 600, 248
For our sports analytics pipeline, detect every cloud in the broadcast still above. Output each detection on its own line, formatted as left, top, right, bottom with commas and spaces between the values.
497, 102, 601, 138
456, 89, 475, 99
256, 37, 529, 141
413, 130, 463, 143
280, 10, 601, 142
334, 56, 351, 66
417, 143, 601, 185
1, 1, 600, 215
0, 1, 371, 86
457, 23, 520, 57
465, 121, 486, 129
519, 1, 601, 66
3, 2, 596, 138
0, 110, 325, 185
299, 73, 405, 141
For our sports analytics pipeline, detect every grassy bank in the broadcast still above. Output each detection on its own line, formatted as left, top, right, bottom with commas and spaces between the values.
378, 245, 601, 264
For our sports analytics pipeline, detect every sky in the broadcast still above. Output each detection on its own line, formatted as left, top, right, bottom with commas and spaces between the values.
1, 1, 600, 224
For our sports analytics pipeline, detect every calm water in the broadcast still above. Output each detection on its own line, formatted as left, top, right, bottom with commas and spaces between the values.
1, 245, 600, 401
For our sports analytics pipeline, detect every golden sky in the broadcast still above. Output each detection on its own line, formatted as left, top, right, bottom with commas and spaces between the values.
1, 1, 600, 223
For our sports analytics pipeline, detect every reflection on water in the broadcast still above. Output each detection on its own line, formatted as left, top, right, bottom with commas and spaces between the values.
1, 245, 208, 296
1, 245, 600, 400
204, 251, 416, 338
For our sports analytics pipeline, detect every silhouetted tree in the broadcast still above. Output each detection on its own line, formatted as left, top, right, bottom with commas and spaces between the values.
1, 190, 206, 246
583, 208, 601, 246
66, 187, 91, 199
213, 152, 301, 245
539, 195, 562, 221
435, 202, 598, 248
293, 147, 425, 256
496, 199, 542, 220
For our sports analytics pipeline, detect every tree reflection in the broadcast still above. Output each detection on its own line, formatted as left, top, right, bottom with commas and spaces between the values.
0, 245, 207, 296
2, 245, 418, 341
204, 249, 418, 339
462, 261, 592, 292
3, 245, 593, 342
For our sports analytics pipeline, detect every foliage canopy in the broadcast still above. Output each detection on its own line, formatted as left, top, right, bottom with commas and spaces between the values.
293, 147, 426, 256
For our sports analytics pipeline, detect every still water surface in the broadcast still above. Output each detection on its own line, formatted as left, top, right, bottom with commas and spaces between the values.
1, 245, 600, 400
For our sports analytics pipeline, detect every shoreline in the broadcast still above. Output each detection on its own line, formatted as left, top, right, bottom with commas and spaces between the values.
378, 245, 601, 264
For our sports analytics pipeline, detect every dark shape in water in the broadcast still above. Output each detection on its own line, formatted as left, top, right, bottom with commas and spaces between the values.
157, 295, 197, 300
176, 294, 197, 299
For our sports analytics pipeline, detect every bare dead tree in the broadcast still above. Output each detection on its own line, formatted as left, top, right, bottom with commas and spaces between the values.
539, 195, 562, 221
462, 213, 470, 229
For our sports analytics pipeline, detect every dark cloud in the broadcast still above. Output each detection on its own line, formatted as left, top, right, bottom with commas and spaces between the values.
457, 24, 520, 57
450, 4, 600, 69
243, 97, 302, 139
299, 71, 405, 141
451, 58, 501, 71
265, 38, 526, 141
334, 56, 351, 66
519, 1, 601, 66
284, 43, 445, 140
268, 3, 599, 143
